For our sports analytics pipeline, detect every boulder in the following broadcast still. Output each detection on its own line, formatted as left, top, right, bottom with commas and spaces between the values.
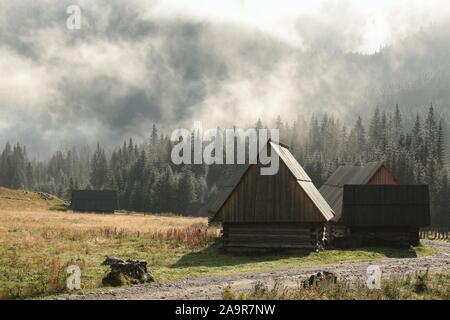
102, 257, 125, 266
102, 257, 155, 287
37, 192, 54, 201
304, 271, 338, 287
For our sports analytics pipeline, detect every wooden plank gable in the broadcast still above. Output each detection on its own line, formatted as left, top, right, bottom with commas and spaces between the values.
220, 160, 328, 223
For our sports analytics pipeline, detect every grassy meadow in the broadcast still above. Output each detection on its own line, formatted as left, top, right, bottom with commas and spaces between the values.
0, 188, 437, 299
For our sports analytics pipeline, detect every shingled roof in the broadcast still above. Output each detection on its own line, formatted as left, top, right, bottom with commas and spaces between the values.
209, 140, 335, 223
319, 161, 385, 222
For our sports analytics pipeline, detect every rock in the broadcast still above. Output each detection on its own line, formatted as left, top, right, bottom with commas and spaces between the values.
303, 271, 338, 287
37, 192, 54, 201
102, 257, 125, 266
102, 257, 155, 287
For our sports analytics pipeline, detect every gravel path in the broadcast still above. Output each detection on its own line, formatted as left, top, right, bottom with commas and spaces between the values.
59, 241, 450, 300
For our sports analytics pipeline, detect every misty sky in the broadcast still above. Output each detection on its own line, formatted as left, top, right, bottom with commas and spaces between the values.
1, 0, 450, 156
151, 0, 450, 52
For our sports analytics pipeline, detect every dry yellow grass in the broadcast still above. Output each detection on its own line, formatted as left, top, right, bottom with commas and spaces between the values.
0, 209, 218, 251
0, 188, 437, 300
0, 187, 212, 240
0, 209, 209, 235
0, 207, 219, 299
0, 187, 66, 211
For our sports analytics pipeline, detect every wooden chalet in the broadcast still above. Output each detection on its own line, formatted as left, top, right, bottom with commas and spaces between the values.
209, 140, 335, 253
71, 190, 119, 213
320, 162, 430, 247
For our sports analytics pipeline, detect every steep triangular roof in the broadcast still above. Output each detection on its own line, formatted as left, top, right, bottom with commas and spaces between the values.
319, 161, 385, 222
209, 140, 335, 223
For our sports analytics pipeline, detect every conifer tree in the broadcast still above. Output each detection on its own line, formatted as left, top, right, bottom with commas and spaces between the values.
90, 144, 108, 189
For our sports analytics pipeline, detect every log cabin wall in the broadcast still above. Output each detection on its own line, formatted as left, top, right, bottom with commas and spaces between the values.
210, 141, 335, 252
223, 223, 320, 253
339, 227, 420, 248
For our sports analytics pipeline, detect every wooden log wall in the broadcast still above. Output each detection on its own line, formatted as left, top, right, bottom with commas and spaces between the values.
348, 227, 419, 247
222, 223, 320, 253
325, 223, 348, 240
327, 225, 420, 248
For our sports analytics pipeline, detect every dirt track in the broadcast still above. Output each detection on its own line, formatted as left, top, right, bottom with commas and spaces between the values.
59, 241, 450, 300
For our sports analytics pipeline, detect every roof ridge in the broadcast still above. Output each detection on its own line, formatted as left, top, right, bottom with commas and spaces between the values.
267, 138, 290, 149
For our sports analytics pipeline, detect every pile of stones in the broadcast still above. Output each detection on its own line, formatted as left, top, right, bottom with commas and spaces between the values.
102, 257, 155, 287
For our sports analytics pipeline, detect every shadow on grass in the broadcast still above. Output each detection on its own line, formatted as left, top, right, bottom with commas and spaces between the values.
172, 245, 311, 269
172, 244, 419, 269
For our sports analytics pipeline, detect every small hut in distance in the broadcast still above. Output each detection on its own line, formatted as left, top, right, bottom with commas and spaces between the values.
209, 139, 335, 253
71, 190, 119, 213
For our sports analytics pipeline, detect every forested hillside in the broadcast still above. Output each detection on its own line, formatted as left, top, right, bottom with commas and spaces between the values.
290, 105, 449, 227
0, 106, 448, 226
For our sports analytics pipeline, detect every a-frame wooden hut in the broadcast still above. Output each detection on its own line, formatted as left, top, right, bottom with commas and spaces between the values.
209, 140, 334, 253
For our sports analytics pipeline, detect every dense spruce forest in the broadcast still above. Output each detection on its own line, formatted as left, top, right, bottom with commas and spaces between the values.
0, 105, 448, 226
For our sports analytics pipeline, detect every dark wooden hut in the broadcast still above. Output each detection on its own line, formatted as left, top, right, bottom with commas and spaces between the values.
209, 140, 335, 253
320, 163, 430, 247
71, 190, 119, 213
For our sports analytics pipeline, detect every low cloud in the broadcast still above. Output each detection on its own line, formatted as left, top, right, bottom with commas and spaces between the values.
0, 0, 449, 156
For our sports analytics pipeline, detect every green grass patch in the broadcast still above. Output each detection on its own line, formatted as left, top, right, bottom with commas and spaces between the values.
154, 244, 436, 281
223, 272, 450, 300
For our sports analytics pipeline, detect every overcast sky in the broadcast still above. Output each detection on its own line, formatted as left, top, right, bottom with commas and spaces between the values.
149, 0, 450, 52
1, 0, 449, 156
